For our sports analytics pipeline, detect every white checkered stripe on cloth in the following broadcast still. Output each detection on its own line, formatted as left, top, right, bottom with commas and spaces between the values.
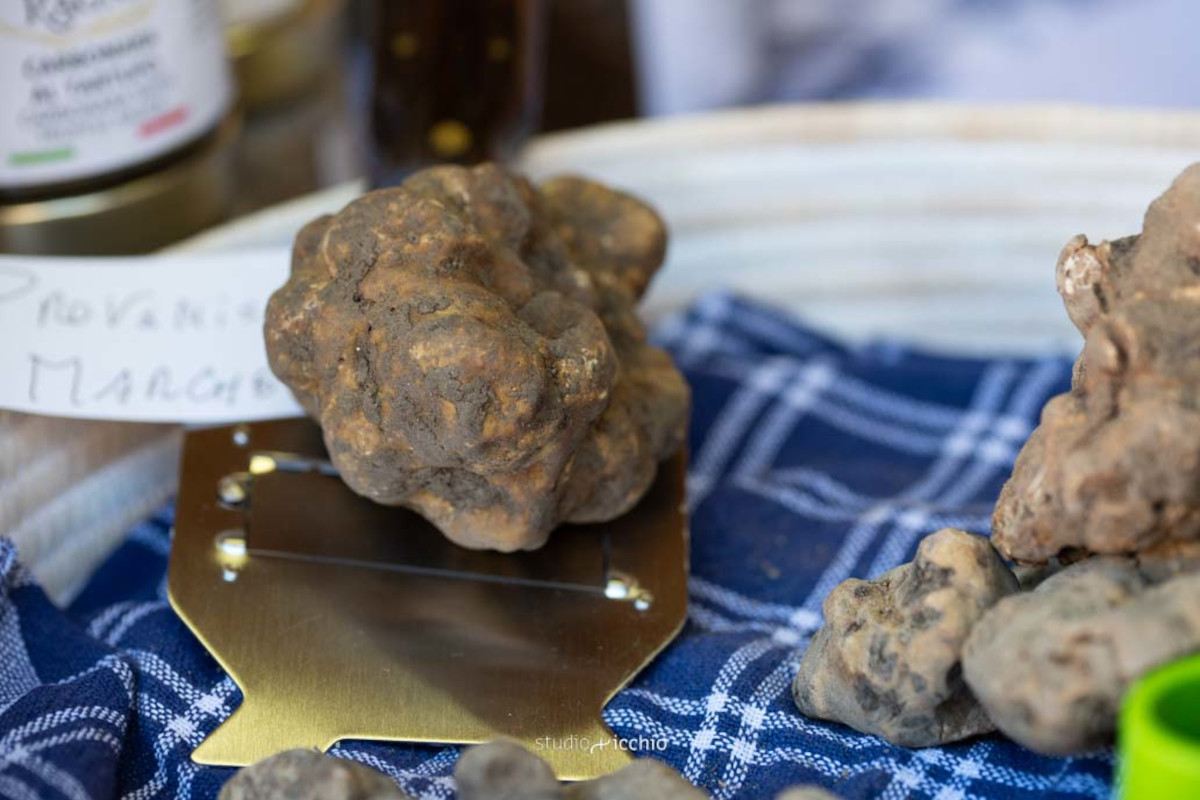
0, 293, 1111, 799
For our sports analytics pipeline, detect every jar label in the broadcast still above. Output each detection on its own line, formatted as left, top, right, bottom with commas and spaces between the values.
0, 0, 233, 188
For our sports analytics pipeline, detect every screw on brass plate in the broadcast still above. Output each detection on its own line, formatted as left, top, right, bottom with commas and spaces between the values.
232, 425, 250, 447
217, 472, 253, 508
605, 571, 653, 611
248, 454, 278, 475
215, 530, 248, 582
216, 532, 247, 558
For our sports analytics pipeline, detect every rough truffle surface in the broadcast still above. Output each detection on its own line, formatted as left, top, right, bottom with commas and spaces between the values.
265, 164, 689, 550
565, 760, 707, 800
963, 557, 1200, 754
455, 741, 562, 800
218, 749, 412, 800
792, 528, 1019, 747
993, 164, 1200, 563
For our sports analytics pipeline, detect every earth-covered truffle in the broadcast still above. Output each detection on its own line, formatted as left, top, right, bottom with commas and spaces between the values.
455, 741, 561, 800
564, 759, 707, 800
265, 164, 689, 550
993, 165, 1200, 563
963, 557, 1200, 754
453, 742, 708, 800
218, 749, 412, 800
792, 528, 1018, 747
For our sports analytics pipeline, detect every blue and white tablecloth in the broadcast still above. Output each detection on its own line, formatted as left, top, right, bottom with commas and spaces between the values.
0, 293, 1113, 800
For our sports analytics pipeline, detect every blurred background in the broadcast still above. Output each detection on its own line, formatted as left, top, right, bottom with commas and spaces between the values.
4, 0, 1199, 255
631, 0, 1200, 114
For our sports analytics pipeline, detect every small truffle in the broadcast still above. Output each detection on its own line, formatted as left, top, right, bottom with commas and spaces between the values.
265, 164, 688, 550
963, 557, 1200, 755
218, 749, 412, 800
993, 165, 1200, 563
455, 741, 562, 800
451, 742, 706, 799
792, 528, 1018, 747
564, 760, 707, 800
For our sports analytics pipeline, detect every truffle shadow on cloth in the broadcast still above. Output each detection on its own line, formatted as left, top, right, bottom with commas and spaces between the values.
265, 165, 689, 551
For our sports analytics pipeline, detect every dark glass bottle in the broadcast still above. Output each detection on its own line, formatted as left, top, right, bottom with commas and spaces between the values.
362, 0, 546, 188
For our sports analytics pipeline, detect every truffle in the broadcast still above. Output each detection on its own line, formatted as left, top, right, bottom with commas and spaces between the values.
455, 741, 562, 800
963, 557, 1200, 755
565, 760, 707, 800
792, 529, 1018, 747
454, 742, 708, 800
218, 749, 412, 800
265, 164, 689, 550
993, 165, 1200, 563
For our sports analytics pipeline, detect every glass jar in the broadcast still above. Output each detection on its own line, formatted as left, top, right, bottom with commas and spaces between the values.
0, 0, 237, 254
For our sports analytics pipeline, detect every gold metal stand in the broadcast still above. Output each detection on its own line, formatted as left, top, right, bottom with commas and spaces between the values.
168, 419, 688, 780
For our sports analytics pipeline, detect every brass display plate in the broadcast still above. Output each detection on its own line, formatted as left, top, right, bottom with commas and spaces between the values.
168, 419, 688, 779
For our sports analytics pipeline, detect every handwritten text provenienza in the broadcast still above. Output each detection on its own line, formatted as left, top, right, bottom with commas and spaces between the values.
0, 252, 303, 423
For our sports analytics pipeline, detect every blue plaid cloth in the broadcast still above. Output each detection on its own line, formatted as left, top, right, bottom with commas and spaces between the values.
0, 293, 1115, 800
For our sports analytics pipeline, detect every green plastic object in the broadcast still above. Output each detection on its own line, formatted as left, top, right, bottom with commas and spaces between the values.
1119, 652, 1200, 799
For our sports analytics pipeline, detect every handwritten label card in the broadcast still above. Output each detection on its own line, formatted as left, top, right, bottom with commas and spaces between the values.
0, 251, 304, 422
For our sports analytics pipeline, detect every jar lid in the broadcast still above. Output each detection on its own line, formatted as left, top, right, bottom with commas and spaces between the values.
0, 116, 240, 256
1118, 652, 1200, 799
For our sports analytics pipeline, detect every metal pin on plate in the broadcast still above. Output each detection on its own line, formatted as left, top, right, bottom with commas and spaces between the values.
168, 419, 688, 780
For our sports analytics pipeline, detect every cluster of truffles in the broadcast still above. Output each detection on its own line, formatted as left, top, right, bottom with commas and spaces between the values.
266, 164, 688, 550
793, 165, 1200, 755
219, 745, 837, 800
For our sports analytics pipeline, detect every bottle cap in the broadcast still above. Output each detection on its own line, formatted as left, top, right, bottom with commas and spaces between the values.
1119, 652, 1200, 799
